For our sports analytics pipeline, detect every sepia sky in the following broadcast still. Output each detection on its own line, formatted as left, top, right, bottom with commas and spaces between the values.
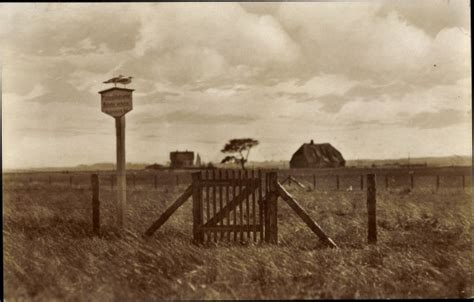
1, 1, 471, 169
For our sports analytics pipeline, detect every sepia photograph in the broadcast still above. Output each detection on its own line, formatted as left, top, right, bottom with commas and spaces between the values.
1, 1, 472, 300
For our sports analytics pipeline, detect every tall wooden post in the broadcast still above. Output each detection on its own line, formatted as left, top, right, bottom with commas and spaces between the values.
91, 174, 100, 236
336, 175, 340, 191
265, 172, 278, 244
116, 116, 126, 228
360, 175, 363, 190
99, 86, 134, 231
192, 172, 204, 244
367, 174, 377, 244
462, 175, 465, 190
385, 175, 388, 190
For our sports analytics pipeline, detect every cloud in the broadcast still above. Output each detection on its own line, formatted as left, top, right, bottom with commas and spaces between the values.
405, 109, 469, 129
378, 0, 470, 37
0, 4, 140, 56
273, 91, 315, 103
278, 1, 469, 87
316, 94, 350, 113
137, 110, 258, 126
127, 3, 301, 86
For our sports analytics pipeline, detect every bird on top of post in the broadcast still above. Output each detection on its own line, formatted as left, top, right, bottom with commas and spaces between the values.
103, 75, 124, 87
117, 76, 133, 88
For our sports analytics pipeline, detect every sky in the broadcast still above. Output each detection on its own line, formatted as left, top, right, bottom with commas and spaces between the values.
1, 1, 471, 169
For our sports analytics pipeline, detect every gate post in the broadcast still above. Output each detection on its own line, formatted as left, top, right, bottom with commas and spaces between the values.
367, 174, 377, 244
265, 172, 278, 244
192, 172, 204, 244
91, 174, 100, 236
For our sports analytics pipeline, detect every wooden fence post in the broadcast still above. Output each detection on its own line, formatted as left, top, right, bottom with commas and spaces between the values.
367, 174, 377, 244
360, 175, 364, 190
91, 174, 100, 236
385, 175, 388, 190
436, 175, 440, 191
265, 172, 278, 244
313, 174, 316, 191
69, 176, 73, 187
462, 175, 465, 190
192, 172, 204, 244
288, 174, 292, 187
336, 175, 340, 191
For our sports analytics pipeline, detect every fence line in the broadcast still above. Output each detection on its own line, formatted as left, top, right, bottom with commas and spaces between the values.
3, 172, 471, 192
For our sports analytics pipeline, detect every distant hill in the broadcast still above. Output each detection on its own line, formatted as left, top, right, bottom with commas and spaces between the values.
346, 155, 472, 168
4, 162, 150, 173
3, 155, 471, 173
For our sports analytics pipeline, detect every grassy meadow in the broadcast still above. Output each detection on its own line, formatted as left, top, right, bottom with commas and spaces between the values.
3, 168, 472, 300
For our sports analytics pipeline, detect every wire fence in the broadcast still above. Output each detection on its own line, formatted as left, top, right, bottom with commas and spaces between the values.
3, 168, 471, 193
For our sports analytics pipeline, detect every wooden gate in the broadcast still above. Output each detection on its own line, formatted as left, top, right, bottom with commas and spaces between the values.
145, 170, 335, 248
192, 170, 277, 244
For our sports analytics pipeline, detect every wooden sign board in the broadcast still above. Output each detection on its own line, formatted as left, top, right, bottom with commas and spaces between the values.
98, 87, 134, 117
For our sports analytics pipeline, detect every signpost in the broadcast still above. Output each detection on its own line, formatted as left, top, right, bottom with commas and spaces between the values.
98, 87, 134, 229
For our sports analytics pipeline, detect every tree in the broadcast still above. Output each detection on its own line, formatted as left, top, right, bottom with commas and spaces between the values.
220, 138, 259, 170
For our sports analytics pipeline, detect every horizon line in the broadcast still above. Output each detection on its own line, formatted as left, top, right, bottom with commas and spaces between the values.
3, 154, 472, 172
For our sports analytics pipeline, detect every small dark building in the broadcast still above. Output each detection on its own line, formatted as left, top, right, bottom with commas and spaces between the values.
170, 150, 195, 169
145, 163, 164, 170
290, 140, 345, 169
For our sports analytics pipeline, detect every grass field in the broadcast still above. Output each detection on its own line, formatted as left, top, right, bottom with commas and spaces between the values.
3, 167, 472, 300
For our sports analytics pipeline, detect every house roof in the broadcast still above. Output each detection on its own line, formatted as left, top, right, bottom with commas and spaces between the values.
98, 87, 135, 94
293, 141, 345, 164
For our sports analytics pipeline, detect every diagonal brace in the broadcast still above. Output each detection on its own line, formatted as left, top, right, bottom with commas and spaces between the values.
144, 185, 193, 236
277, 183, 338, 248
203, 184, 257, 227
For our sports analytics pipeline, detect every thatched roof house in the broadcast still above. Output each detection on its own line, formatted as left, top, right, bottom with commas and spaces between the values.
290, 140, 345, 169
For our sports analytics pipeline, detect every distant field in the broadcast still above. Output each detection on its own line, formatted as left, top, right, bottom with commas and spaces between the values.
3, 166, 472, 299
3, 166, 471, 191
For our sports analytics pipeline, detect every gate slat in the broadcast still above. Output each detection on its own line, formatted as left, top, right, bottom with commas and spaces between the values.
212, 169, 217, 242
238, 170, 243, 242
232, 170, 237, 242
252, 170, 256, 242
205, 170, 210, 242
200, 171, 205, 240
258, 170, 263, 242
245, 170, 250, 241
218, 169, 224, 240
225, 170, 230, 241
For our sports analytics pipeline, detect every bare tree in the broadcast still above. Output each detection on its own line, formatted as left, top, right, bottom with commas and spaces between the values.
220, 138, 259, 170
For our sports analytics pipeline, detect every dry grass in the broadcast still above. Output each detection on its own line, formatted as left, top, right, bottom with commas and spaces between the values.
3, 172, 472, 300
